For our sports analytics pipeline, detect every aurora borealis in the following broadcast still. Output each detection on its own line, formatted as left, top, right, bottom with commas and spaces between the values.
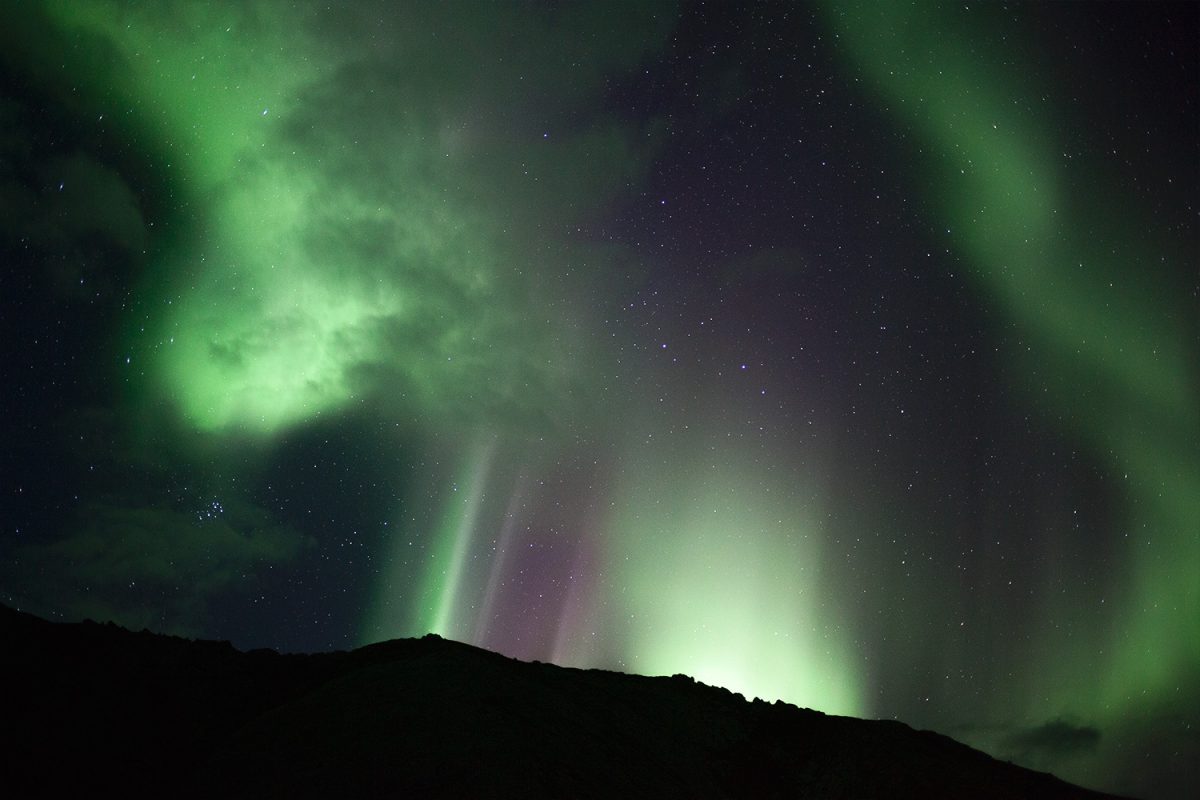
1, 2, 1196, 798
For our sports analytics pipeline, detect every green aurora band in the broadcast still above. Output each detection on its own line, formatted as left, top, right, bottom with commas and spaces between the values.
822, 0, 1198, 741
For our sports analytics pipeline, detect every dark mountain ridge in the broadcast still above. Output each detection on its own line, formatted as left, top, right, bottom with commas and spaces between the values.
0, 605, 1128, 798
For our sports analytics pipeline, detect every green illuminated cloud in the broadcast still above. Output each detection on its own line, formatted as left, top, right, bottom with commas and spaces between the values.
45, 0, 671, 437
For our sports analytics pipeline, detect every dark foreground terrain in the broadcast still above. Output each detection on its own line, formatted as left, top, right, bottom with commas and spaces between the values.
0, 605, 1128, 799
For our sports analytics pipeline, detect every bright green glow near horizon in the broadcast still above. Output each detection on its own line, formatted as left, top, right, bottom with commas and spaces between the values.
614, 452, 861, 716
823, 2, 1199, 725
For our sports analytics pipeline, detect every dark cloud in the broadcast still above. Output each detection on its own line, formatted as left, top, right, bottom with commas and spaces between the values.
1002, 719, 1102, 762
0, 95, 149, 300
7, 499, 312, 637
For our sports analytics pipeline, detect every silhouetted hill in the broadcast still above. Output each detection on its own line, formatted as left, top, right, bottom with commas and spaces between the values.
0, 605, 1130, 798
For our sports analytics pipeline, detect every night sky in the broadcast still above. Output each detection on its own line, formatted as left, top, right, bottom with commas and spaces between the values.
1, 2, 1196, 798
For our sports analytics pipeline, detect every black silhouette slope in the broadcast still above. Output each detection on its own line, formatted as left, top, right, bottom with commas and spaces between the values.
0, 605, 1128, 799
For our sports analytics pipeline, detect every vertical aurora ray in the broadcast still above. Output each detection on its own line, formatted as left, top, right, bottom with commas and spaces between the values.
474, 479, 528, 647
419, 441, 495, 639
360, 440, 497, 645
820, 0, 1199, 770
361, 447, 621, 669
549, 513, 604, 667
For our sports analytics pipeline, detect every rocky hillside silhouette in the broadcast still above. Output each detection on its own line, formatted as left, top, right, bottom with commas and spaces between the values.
0, 604, 1129, 799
